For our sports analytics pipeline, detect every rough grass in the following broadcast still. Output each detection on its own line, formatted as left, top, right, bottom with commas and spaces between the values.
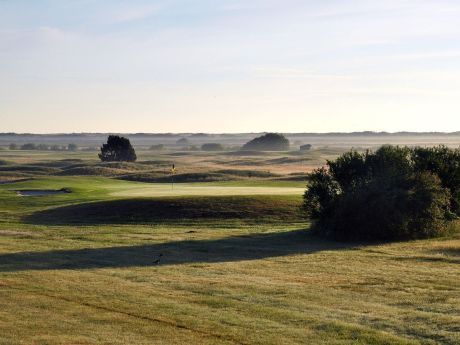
214, 169, 280, 178
25, 195, 303, 225
144, 172, 233, 183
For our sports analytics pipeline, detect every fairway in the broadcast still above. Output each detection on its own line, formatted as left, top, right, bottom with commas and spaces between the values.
109, 184, 304, 197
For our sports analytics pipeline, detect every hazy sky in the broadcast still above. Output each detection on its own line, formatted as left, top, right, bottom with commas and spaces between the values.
1, 0, 460, 133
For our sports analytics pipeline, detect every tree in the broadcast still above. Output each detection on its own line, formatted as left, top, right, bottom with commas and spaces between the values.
242, 133, 290, 151
36, 144, 49, 151
9, 143, 17, 150
68, 143, 78, 151
20, 143, 36, 150
412, 146, 460, 214
99, 135, 137, 162
201, 143, 224, 151
303, 146, 458, 241
50, 145, 65, 151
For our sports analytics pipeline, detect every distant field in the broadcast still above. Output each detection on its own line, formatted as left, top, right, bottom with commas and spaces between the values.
0, 149, 459, 345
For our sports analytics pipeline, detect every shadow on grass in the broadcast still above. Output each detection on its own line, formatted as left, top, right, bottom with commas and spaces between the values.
0, 229, 354, 272
23, 197, 304, 226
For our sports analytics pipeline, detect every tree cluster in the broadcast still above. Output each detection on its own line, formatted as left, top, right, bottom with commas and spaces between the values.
303, 145, 459, 241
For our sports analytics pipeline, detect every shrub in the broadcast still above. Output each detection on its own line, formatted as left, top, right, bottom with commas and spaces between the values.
68, 143, 78, 151
242, 133, 290, 151
36, 144, 49, 151
303, 146, 458, 241
99, 135, 137, 162
300, 144, 312, 151
201, 143, 224, 151
412, 146, 460, 214
9, 143, 18, 150
149, 144, 164, 150
50, 145, 65, 151
20, 143, 36, 150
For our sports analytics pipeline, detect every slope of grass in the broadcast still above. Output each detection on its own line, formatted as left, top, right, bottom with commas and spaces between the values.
25, 195, 303, 226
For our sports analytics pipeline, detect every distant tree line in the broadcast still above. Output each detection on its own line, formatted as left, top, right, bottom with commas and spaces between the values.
9, 143, 78, 151
303, 145, 459, 241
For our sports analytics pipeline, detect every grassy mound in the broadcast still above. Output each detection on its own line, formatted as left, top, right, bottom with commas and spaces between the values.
33, 159, 84, 168
224, 150, 269, 156
214, 169, 279, 178
0, 165, 61, 174
117, 172, 232, 183
275, 173, 309, 182
56, 166, 127, 176
25, 195, 303, 225
96, 162, 151, 171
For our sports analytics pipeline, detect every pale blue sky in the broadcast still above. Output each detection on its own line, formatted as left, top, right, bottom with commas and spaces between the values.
1, 0, 459, 133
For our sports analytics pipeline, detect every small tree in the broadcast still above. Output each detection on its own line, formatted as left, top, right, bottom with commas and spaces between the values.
99, 135, 137, 162
9, 143, 17, 150
68, 143, 78, 151
201, 143, 224, 151
37, 144, 49, 151
20, 143, 36, 150
50, 145, 64, 151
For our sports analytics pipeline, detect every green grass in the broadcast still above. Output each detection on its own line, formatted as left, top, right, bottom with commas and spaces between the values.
0, 152, 459, 344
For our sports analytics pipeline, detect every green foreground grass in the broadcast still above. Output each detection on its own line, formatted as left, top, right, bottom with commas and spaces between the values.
0, 176, 459, 344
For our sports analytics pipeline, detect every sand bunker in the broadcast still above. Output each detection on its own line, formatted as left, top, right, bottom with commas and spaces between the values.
16, 188, 71, 196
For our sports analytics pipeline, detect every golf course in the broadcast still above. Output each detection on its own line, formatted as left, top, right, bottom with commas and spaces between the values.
0, 146, 458, 345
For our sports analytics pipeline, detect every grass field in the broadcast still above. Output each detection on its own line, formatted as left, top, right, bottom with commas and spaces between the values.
0, 150, 459, 344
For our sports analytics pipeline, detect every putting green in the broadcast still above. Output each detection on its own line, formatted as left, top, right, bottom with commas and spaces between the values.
110, 184, 304, 197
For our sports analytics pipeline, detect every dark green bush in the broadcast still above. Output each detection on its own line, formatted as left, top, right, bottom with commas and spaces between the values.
412, 146, 460, 214
242, 133, 289, 151
99, 135, 137, 162
201, 143, 224, 151
304, 146, 459, 241
20, 143, 36, 150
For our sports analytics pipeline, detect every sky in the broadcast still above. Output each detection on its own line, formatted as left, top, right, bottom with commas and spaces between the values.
1, 0, 460, 133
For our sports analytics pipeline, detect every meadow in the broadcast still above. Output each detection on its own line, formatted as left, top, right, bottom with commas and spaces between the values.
0, 148, 459, 344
